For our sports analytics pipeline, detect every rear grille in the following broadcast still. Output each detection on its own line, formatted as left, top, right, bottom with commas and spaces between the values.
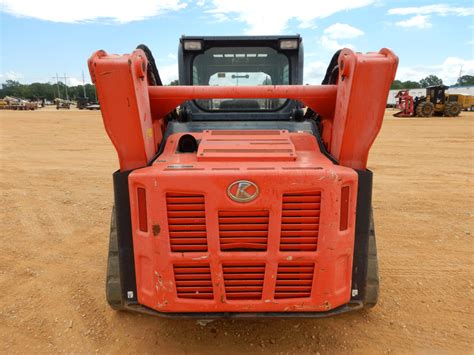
280, 192, 321, 251
275, 263, 315, 299
223, 264, 265, 300
218, 211, 269, 251
173, 264, 214, 299
166, 193, 207, 252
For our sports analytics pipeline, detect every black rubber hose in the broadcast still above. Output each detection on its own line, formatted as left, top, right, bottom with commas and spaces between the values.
321, 49, 342, 85
136, 44, 163, 86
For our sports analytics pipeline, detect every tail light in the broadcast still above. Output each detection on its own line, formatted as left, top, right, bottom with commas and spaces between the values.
340, 186, 350, 231
137, 187, 147, 232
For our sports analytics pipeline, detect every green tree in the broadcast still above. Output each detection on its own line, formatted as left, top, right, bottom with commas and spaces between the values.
403, 81, 422, 89
2, 80, 21, 89
391, 80, 421, 89
1, 80, 27, 98
168, 79, 179, 86
419, 75, 443, 88
390, 80, 404, 89
28, 82, 56, 100
0, 80, 97, 102
456, 75, 474, 86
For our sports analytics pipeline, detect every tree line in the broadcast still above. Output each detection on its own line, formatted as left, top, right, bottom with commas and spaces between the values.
391, 75, 474, 90
1, 74, 474, 100
0, 79, 181, 101
0, 80, 97, 101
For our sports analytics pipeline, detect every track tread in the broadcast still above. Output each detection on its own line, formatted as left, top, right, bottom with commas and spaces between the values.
106, 206, 125, 311
364, 211, 379, 308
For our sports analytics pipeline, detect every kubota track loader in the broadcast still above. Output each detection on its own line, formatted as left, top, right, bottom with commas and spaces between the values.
88, 35, 398, 318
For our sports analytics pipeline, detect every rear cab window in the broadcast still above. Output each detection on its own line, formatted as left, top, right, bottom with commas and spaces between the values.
192, 47, 289, 111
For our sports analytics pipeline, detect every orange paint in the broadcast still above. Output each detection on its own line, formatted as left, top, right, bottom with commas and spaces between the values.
89, 48, 398, 171
89, 46, 398, 313
128, 131, 358, 312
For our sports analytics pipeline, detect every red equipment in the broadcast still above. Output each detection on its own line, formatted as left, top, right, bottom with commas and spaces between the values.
89, 41, 398, 317
393, 90, 414, 117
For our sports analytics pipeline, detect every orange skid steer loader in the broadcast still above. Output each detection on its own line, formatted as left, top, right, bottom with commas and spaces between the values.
88, 36, 398, 318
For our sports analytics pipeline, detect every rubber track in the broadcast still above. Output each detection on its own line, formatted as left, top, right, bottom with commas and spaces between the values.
365, 211, 379, 308
106, 206, 125, 310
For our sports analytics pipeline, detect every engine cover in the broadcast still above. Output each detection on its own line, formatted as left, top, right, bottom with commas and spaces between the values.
128, 130, 358, 313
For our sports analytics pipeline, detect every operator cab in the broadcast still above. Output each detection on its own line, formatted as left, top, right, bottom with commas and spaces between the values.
426, 85, 449, 104
178, 35, 304, 121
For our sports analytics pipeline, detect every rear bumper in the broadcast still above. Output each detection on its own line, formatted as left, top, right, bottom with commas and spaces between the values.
121, 300, 364, 319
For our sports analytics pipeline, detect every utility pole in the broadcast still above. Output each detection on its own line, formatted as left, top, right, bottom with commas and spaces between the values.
82, 70, 87, 98
63, 73, 69, 101
54, 73, 61, 99
458, 65, 463, 86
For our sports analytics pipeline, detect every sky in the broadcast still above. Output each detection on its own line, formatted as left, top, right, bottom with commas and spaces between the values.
0, 0, 473, 86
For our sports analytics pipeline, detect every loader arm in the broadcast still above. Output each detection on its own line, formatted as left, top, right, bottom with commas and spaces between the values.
88, 48, 398, 171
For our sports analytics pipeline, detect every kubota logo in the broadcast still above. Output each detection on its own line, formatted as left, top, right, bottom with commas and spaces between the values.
227, 180, 259, 203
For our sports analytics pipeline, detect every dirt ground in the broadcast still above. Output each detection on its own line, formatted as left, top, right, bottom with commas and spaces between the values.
1, 107, 473, 353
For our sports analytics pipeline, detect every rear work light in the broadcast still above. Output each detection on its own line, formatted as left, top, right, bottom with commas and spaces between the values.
183, 40, 203, 51
279, 39, 299, 50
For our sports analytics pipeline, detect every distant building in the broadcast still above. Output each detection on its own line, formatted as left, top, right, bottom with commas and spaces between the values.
447, 85, 474, 95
